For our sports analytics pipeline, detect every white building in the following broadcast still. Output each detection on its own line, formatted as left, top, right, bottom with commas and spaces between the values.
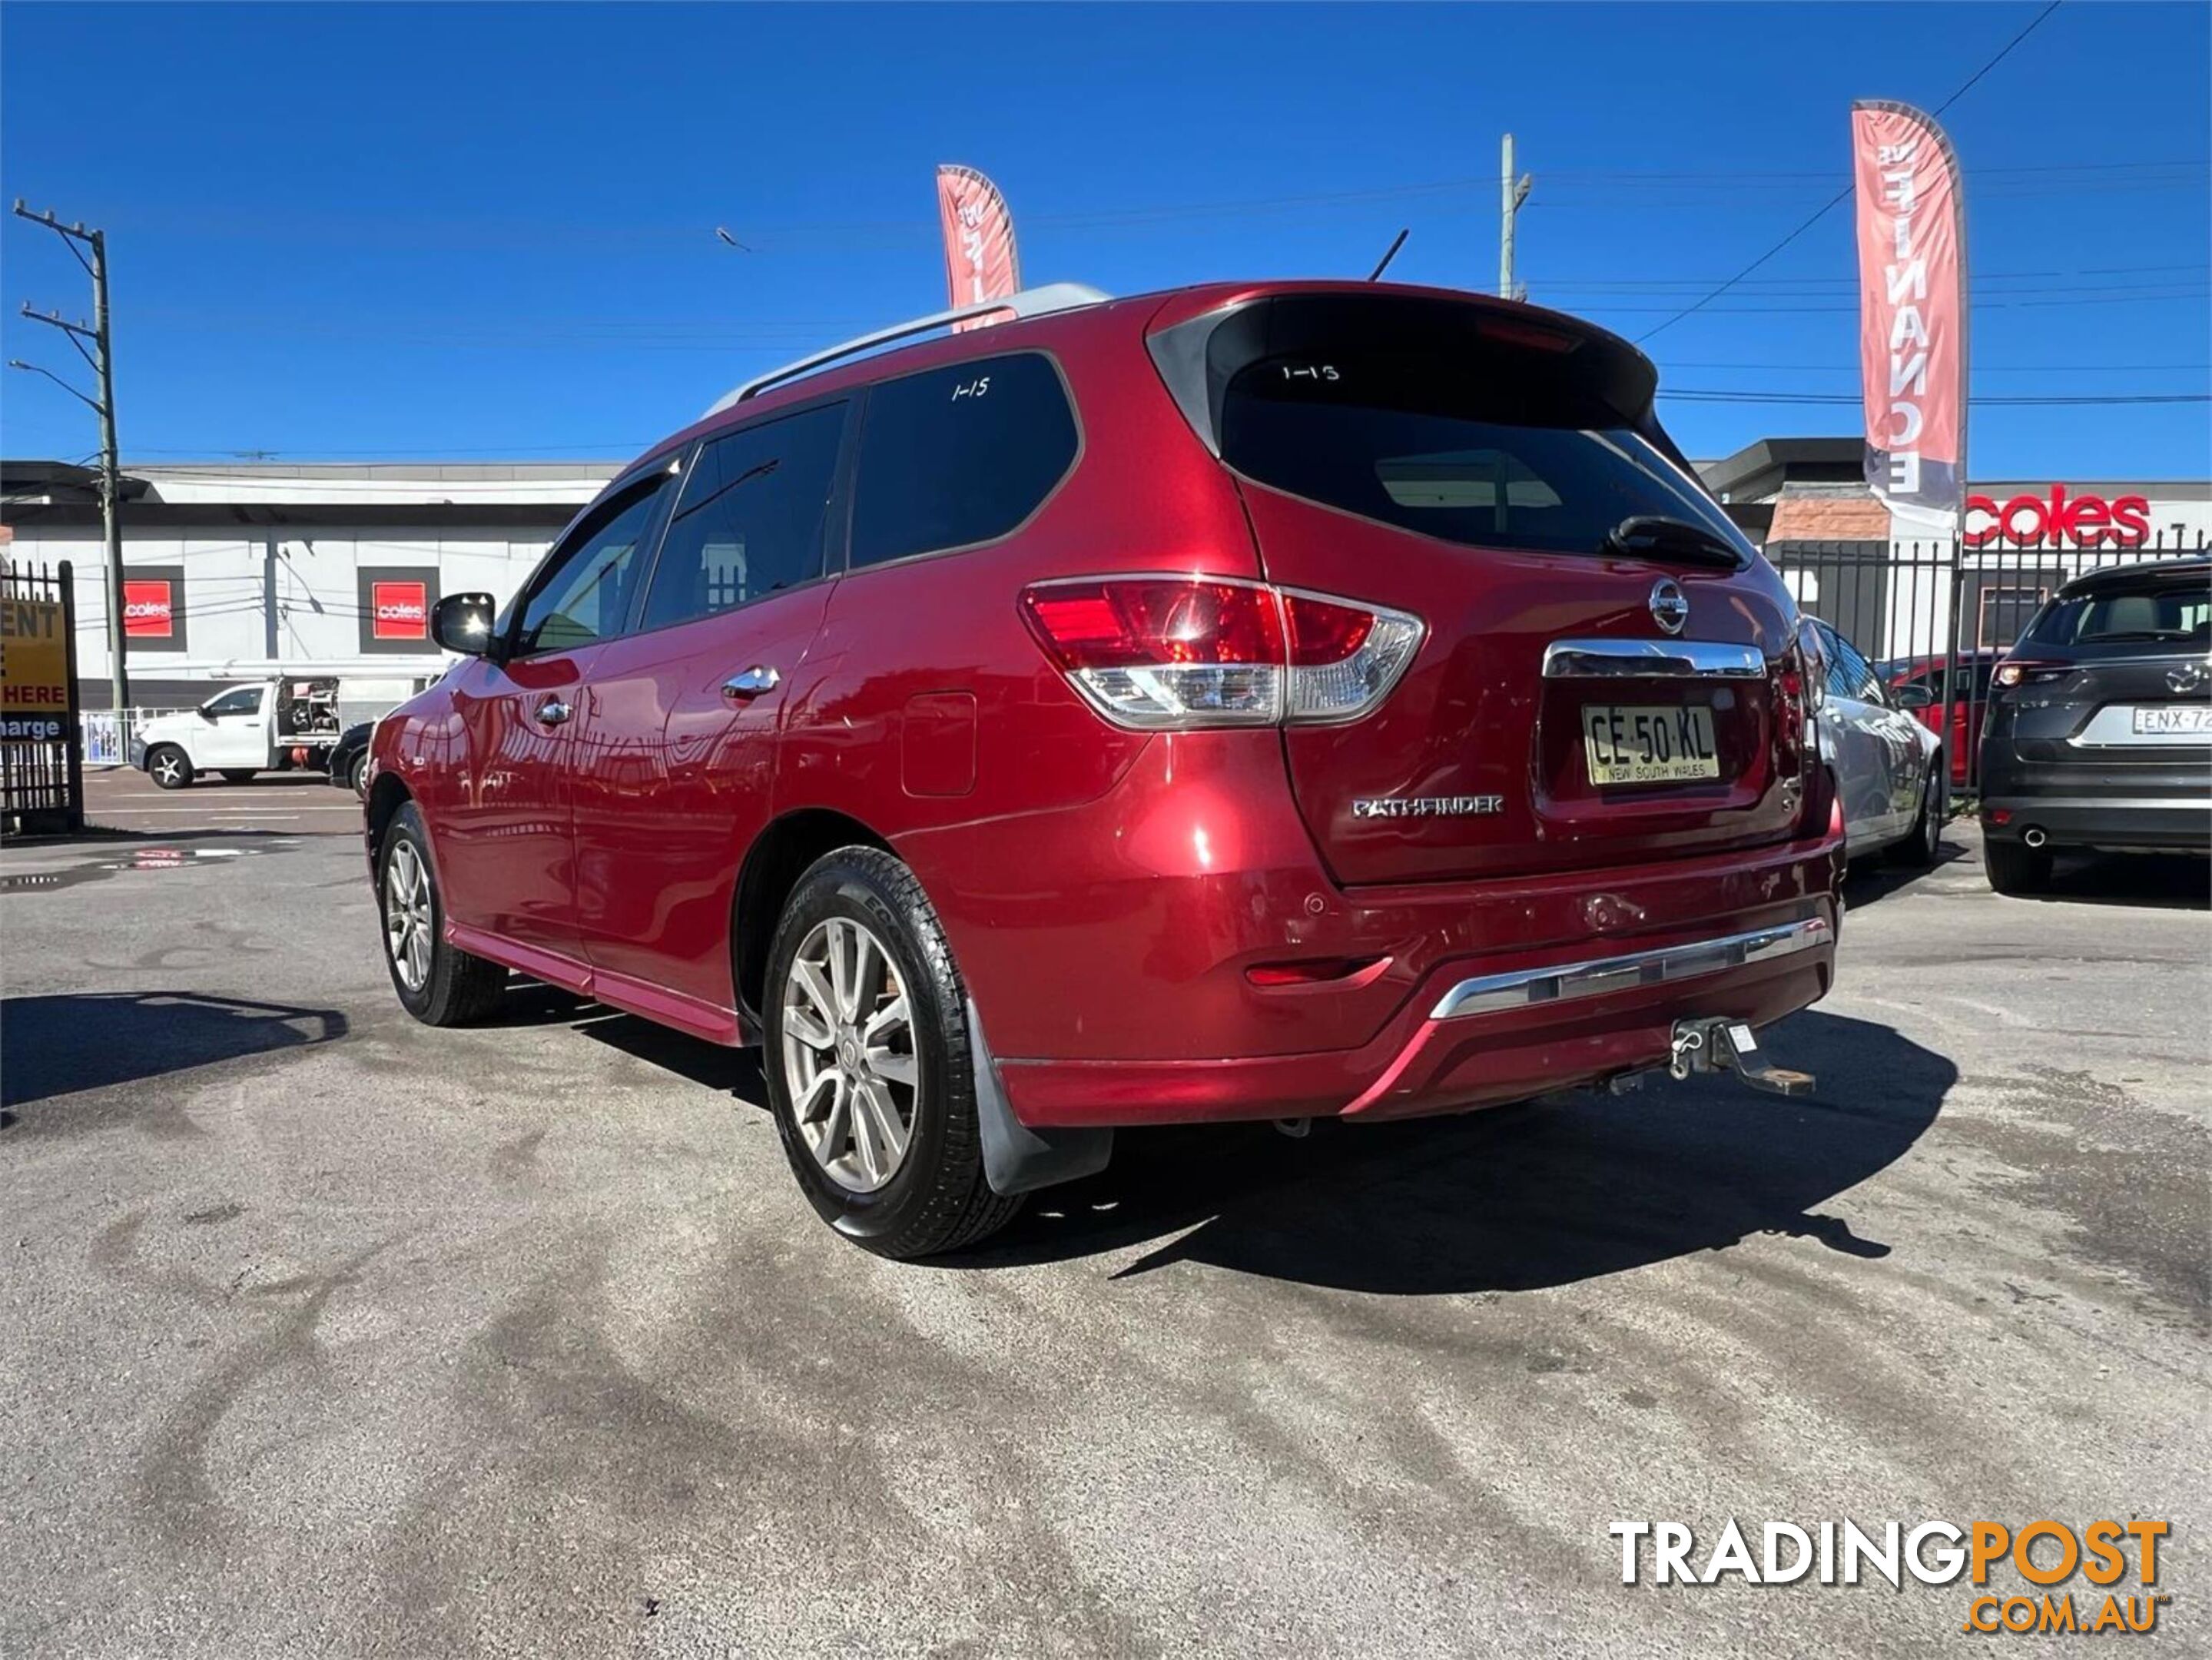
1, 457, 620, 709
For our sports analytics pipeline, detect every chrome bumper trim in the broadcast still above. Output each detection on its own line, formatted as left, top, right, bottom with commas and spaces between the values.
1428, 917, 1834, 1021
1541, 637, 1766, 679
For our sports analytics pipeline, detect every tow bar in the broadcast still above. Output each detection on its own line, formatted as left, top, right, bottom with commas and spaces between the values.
1668, 1017, 1816, 1097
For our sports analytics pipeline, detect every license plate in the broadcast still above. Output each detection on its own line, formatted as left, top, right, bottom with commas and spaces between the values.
1583, 703, 1720, 785
2131, 705, 2212, 735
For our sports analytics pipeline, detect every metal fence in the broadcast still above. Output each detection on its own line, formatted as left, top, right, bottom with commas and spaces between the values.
1, 557, 85, 836
1769, 528, 2209, 792
79, 706, 190, 767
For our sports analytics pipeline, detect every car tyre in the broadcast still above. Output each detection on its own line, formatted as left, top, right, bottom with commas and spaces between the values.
147, 745, 193, 790
1984, 836, 2053, 896
1887, 765, 1941, 868
764, 846, 1024, 1260
349, 752, 370, 797
378, 802, 508, 1025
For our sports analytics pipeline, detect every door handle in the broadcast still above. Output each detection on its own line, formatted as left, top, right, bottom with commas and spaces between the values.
721, 666, 781, 701
532, 698, 573, 726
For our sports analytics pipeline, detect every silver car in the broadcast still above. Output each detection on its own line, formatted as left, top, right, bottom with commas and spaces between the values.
1807, 619, 1945, 865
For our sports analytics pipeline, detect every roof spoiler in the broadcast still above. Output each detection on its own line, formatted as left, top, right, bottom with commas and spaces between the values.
704, 283, 1112, 416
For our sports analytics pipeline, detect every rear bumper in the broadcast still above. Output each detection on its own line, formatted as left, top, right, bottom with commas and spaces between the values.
1978, 741, 2211, 850
1980, 795, 2212, 852
998, 908, 1836, 1127
902, 728, 1844, 1130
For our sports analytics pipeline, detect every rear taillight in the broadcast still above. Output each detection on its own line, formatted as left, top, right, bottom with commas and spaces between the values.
1993, 659, 2065, 689
1020, 576, 1422, 731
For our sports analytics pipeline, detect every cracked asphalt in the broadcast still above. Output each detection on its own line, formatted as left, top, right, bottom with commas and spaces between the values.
1, 822, 2204, 1656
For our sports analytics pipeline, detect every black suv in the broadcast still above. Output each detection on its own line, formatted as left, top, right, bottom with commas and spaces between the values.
1978, 556, 2211, 894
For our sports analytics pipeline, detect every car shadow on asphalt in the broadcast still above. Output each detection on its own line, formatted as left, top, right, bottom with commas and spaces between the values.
2008, 852, 2210, 911
1839, 834, 1968, 908
0, 991, 349, 1122
950, 1010, 1952, 1295
492, 981, 767, 1097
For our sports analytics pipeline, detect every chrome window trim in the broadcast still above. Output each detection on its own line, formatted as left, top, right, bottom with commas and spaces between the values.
1428, 917, 1832, 1021
1540, 637, 1766, 679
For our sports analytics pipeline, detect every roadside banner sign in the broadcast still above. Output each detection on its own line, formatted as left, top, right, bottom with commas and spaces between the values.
1852, 100, 1968, 534
937, 164, 1020, 331
1, 559, 84, 833
2, 588, 71, 742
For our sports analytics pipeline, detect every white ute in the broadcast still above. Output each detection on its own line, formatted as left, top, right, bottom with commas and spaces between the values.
132, 676, 366, 789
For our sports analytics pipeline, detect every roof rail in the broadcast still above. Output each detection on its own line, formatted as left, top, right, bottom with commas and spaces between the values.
703, 282, 1112, 416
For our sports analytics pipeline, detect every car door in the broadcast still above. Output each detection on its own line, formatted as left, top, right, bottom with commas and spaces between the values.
435, 464, 678, 981
1816, 622, 1910, 852
569, 400, 852, 1034
197, 686, 270, 769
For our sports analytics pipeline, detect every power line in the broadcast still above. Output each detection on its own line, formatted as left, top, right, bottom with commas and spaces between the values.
1635, 0, 2066, 344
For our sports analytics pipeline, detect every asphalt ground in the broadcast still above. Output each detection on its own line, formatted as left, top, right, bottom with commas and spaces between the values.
0, 822, 2204, 1657
81, 762, 364, 836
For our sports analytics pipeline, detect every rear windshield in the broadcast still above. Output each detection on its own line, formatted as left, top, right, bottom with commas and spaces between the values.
1219, 348, 1746, 559
2023, 576, 2211, 651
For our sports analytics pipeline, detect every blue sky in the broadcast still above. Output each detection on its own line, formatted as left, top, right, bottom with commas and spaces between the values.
2, 2, 2206, 476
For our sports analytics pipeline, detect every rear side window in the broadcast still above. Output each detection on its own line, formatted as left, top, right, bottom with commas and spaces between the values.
849, 353, 1077, 569
1818, 624, 1881, 702
1212, 303, 1742, 559
2023, 579, 2211, 650
642, 402, 847, 632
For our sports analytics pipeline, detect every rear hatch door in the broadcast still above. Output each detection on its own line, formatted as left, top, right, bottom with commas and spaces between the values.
1150, 289, 1810, 885
2004, 565, 2212, 775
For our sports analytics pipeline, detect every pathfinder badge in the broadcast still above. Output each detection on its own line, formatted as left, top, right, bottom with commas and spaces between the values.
1352, 795, 1505, 819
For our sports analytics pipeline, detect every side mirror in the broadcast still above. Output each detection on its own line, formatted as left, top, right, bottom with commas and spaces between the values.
197, 706, 217, 722
1891, 684, 1935, 710
433, 592, 499, 656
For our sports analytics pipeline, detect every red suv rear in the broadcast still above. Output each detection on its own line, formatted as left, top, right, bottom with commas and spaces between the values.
365, 280, 1844, 1257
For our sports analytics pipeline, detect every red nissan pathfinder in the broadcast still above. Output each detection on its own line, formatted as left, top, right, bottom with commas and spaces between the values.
365, 281, 1846, 1257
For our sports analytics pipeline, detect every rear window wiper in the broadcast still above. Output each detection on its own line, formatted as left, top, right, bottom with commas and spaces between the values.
1603, 514, 1744, 569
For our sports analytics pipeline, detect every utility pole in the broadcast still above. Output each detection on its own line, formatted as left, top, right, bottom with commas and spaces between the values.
1498, 134, 1532, 302
11, 201, 128, 715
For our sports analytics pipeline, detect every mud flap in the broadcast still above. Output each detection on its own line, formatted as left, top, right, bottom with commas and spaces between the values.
965, 999, 1114, 1195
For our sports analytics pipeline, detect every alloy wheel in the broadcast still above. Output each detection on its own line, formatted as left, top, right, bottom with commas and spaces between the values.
152, 751, 184, 787
383, 841, 434, 992
781, 916, 919, 1194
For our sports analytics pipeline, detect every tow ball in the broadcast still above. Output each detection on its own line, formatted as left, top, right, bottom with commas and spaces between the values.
1667, 1017, 1816, 1098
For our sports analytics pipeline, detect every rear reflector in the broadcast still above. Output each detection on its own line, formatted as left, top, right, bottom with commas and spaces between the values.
1245, 954, 1390, 988
1022, 576, 1422, 731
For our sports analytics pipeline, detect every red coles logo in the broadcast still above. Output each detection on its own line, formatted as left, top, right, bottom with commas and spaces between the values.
122, 579, 174, 637
371, 581, 429, 640
1963, 487, 2151, 549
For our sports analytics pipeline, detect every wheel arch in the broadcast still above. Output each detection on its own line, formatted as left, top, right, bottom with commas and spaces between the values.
732, 807, 894, 1025
366, 772, 413, 863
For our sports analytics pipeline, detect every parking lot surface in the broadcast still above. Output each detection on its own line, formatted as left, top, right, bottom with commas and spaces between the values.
81, 764, 363, 837
2, 825, 2204, 1656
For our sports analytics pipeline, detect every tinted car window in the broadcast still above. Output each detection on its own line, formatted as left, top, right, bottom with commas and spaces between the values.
1819, 625, 1881, 702
1903, 659, 1998, 703
204, 686, 263, 718
1219, 345, 1745, 559
849, 354, 1077, 569
643, 403, 846, 632
517, 474, 672, 655
2023, 581, 2212, 650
